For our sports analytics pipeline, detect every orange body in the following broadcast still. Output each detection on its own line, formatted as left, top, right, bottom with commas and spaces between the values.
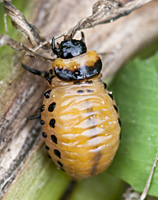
41, 50, 120, 179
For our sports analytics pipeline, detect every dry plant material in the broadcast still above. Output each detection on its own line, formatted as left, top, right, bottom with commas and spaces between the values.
123, 188, 141, 200
65, 0, 153, 40
1, 0, 54, 60
0, 34, 54, 61
3, 0, 42, 46
1, 0, 153, 60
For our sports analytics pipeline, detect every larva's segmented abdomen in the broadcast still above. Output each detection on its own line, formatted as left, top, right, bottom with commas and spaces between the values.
41, 80, 120, 179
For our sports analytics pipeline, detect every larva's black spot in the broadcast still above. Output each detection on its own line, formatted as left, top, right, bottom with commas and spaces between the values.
42, 132, 47, 138
120, 132, 121, 140
57, 161, 63, 167
45, 145, 50, 150
40, 120, 45, 125
87, 89, 94, 93
103, 83, 107, 89
85, 80, 93, 84
49, 69, 53, 74
48, 102, 56, 112
108, 92, 113, 100
77, 90, 84, 93
44, 90, 51, 98
48, 154, 51, 159
51, 135, 57, 144
118, 118, 121, 127
54, 149, 61, 158
40, 105, 45, 112
114, 105, 118, 113
61, 168, 65, 172
49, 118, 56, 128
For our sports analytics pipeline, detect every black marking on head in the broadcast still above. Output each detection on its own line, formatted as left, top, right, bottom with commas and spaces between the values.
40, 120, 45, 125
85, 80, 93, 84
103, 83, 107, 89
48, 102, 56, 112
49, 118, 56, 128
54, 59, 102, 81
77, 90, 84, 93
114, 105, 118, 113
118, 118, 121, 127
54, 149, 61, 158
52, 32, 87, 59
108, 92, 113, 100
40, 105, 45, 112
42, 132, 47, 138
57, 161, 63, 168
44, 90, 52, 98
87, 89, 94, 93
45, 145, 50, 150
51, 135, 57, 144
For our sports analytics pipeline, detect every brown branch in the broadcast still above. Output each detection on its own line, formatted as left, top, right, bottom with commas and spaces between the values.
64, 0, 153, 40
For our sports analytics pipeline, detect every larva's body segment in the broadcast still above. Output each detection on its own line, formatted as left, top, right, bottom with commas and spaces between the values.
41, 71, 120, 179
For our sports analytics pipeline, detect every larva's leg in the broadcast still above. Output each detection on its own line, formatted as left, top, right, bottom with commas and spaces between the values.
22, 63, 49, 78
22, 63, 55, 84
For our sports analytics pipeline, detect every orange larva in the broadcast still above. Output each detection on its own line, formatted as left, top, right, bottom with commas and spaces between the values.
23, 32, 121, 179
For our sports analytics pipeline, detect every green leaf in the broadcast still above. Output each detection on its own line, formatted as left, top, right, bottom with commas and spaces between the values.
69, 172, 124, 200
108, 51, 158, 197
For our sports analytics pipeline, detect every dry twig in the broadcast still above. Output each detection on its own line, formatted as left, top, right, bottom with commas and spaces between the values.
3, 0, 42, 47
1, 0, 153, 61
0, 34, 55, 61
140, 148, 158, 200
64, 0, 153, 40
2, 0, 53, 60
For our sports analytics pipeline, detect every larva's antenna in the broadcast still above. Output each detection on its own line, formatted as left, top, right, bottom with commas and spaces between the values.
81, 32, 85, 42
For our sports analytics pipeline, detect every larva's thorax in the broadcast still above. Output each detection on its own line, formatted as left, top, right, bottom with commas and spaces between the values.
41, 50, 120, 179
51, 50, 101, 84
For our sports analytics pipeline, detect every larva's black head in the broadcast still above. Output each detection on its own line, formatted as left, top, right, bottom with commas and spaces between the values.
52, 32, 87, 59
